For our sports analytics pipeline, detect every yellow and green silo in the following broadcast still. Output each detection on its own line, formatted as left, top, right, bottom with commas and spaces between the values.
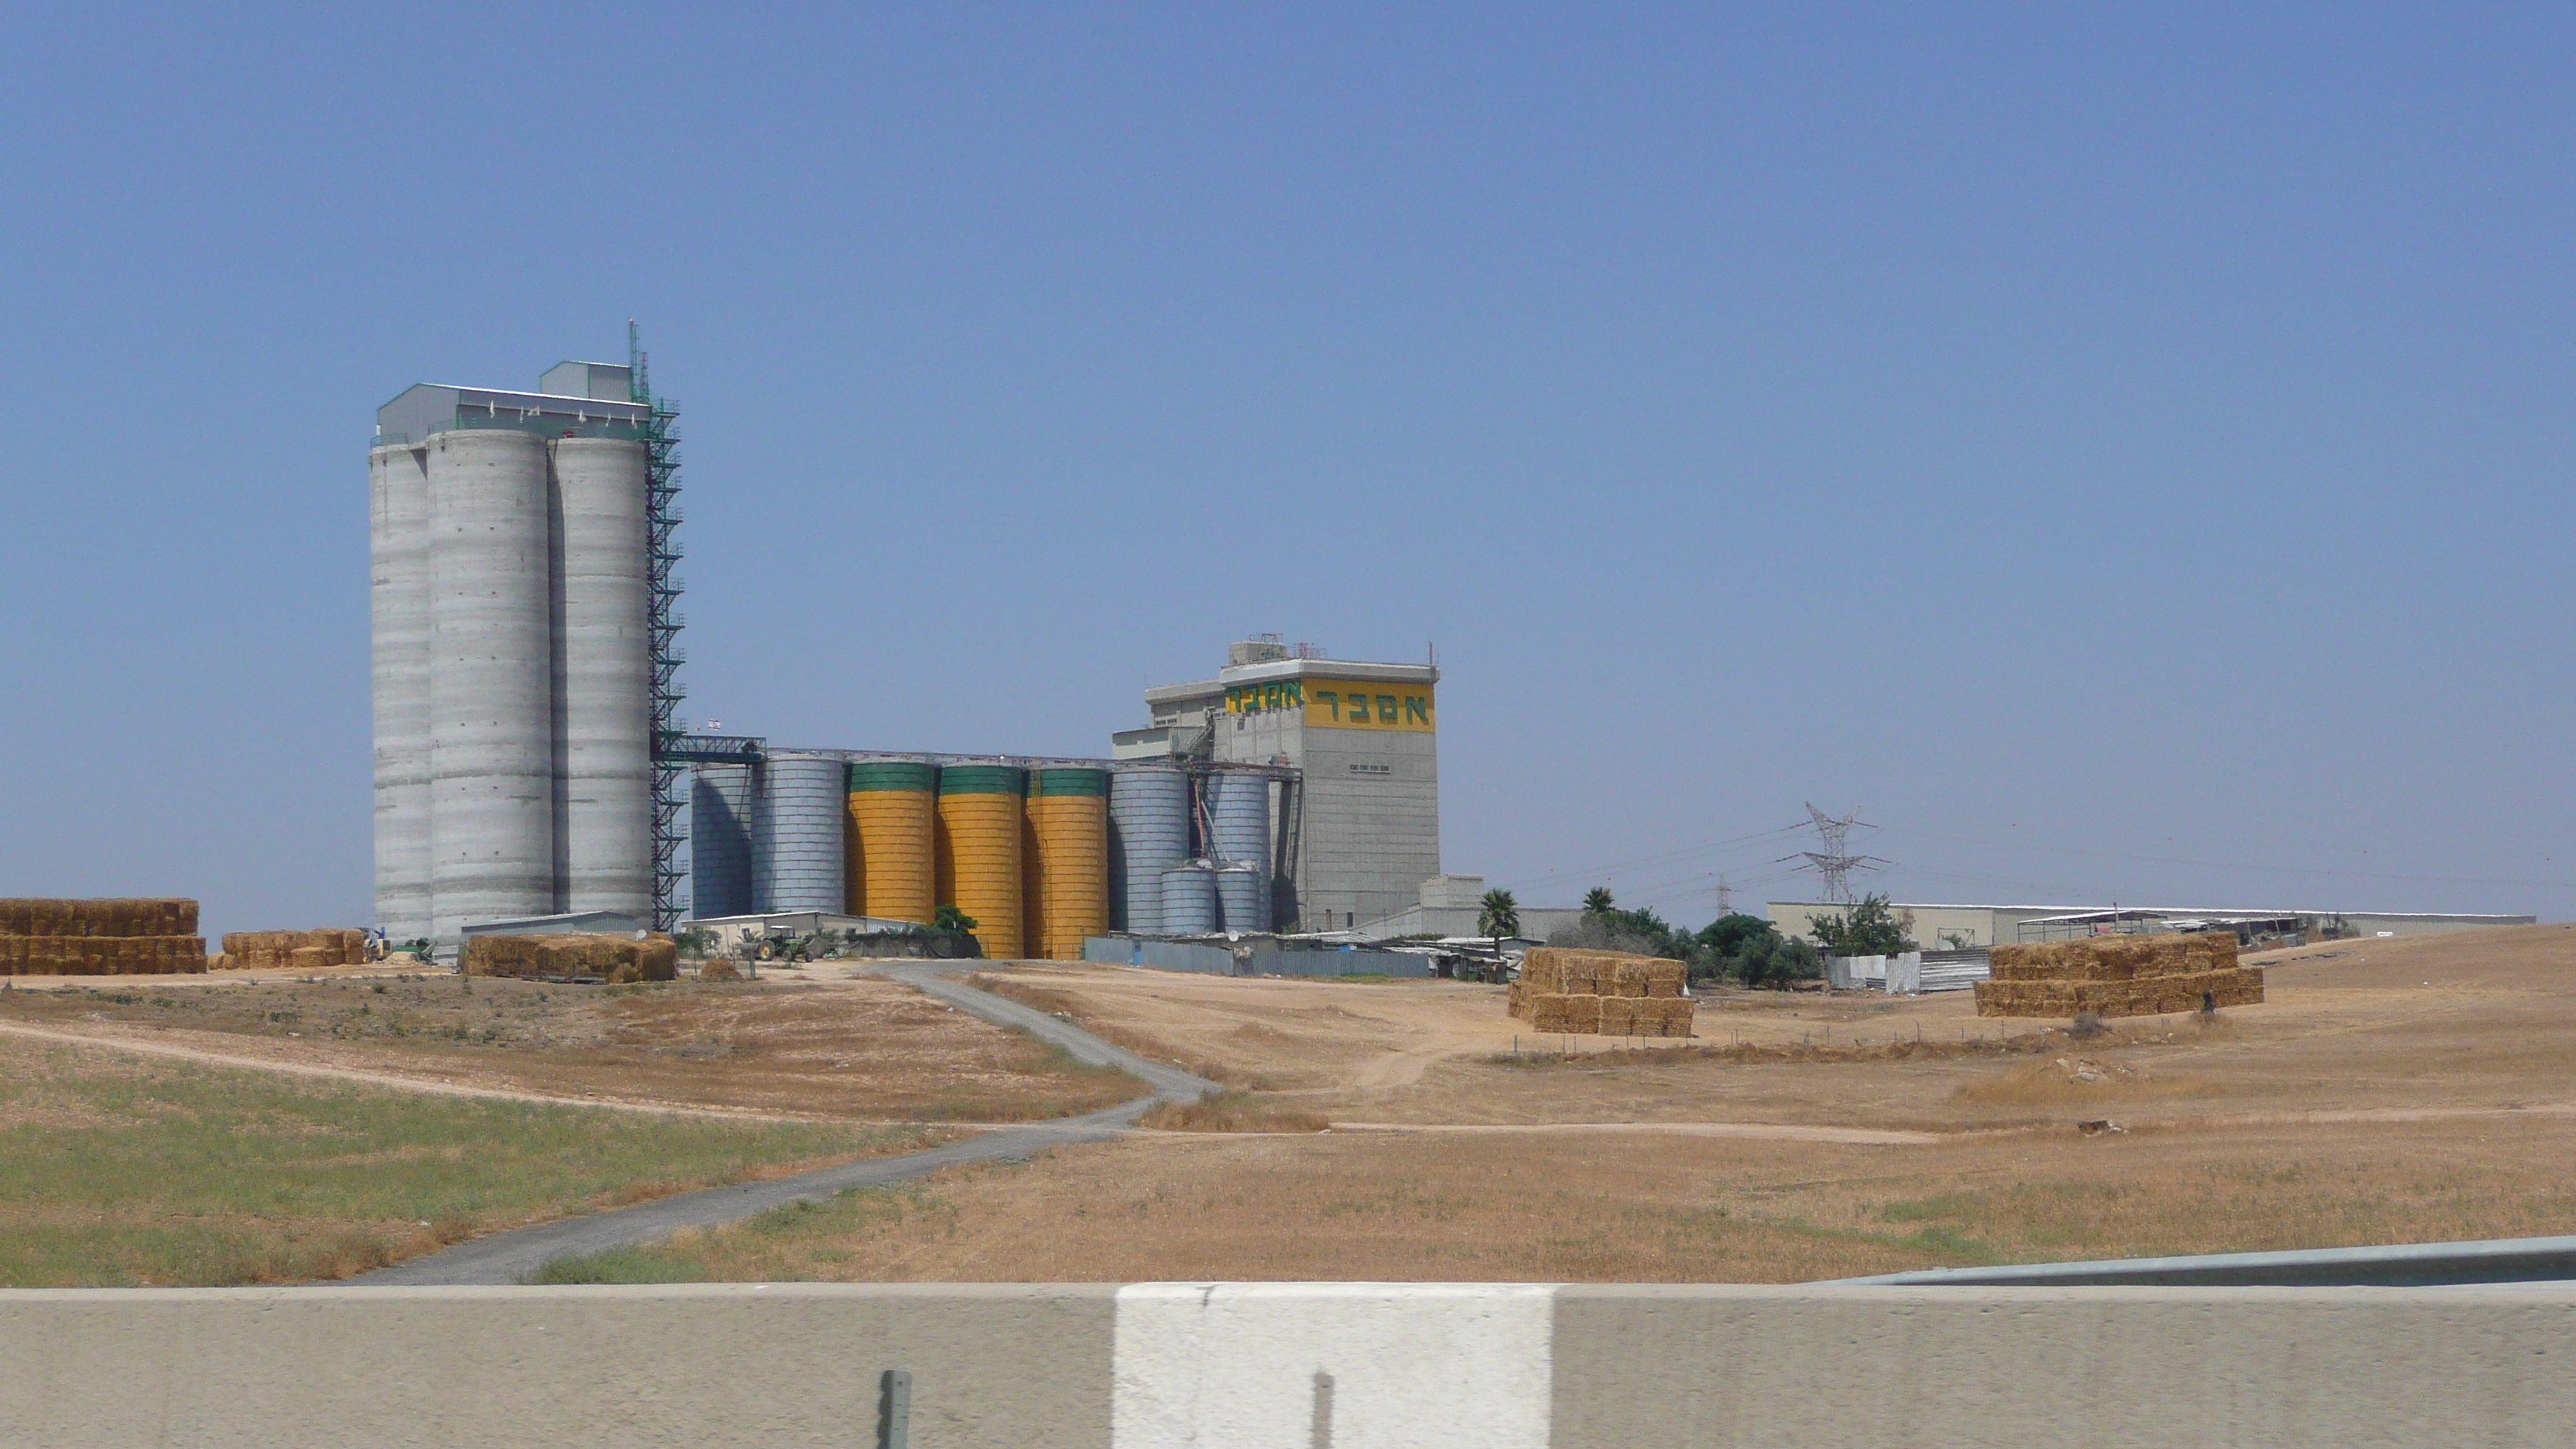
844, 759, 937, 924
1027, 766, 1109, 959
1022, 772, 1049, 962
935, 764, 1025, 958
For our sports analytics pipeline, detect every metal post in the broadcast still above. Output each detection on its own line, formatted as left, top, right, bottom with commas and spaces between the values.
879, 1368, 912, 1449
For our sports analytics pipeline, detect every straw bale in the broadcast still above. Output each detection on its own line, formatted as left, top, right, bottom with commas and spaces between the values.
1633, 999, 1695, 1037
698, 959, 743, 982
7, 934, 206, 976
1526, 993, 1602, 1035
1506, 981, 1529, 1018
1596, 998, 1642, 1036
0, 898, 198, 939
1978, 965, 2265, 1019
464, 933, 674, 984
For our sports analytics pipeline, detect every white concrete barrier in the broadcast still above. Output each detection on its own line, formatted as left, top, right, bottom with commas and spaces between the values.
4, 1283, 2571, 1447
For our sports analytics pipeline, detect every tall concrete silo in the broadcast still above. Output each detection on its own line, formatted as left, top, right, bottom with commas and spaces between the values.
1208, 771, 1271, 933
549, 437, 653, 920
368, 443, 433, 942
1109, 765, 1188, 933
690, 764, 757, 917
759, 754, 849, 913
373, 355, 668, 947
425, 428, 557, 941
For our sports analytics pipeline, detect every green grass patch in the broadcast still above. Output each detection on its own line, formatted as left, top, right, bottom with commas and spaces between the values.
0, 1040, 932, 1286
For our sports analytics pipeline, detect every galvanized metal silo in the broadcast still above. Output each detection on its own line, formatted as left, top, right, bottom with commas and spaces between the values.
1108, 764, 1188, 935
548, 437, 653, 920
936, 764, 1025, 957
689, 764, 757, 918
1158, 860, 1218, 936
369, 442, 433, 941
846, 759, 939, 923
1209, 772, 1272, 933
759, 753, 849, 913
1028, 766, 1110, 958
426, 427, 557, 942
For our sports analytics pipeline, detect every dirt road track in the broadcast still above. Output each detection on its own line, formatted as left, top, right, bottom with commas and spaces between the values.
1330, 1121, 1946, 1145
0, 1020, 808, 1122
355, 964, 1221, 1286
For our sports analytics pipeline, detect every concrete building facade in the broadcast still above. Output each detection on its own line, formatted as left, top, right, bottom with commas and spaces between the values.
1126, 641, 1440, 931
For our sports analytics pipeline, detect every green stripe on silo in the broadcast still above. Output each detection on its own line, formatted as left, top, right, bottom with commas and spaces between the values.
1036, 768, 1110, 796
938, 764, 1026, 796
849, 761, 938, 793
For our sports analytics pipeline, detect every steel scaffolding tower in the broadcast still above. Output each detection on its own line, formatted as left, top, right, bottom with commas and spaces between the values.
630, 322, 689, 931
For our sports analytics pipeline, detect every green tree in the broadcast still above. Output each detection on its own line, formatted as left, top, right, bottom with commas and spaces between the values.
932, 903, 980, 935
1808, 893, 1913, 957
1697, 912, 1773, 961
1582, 887, 1617, 916
1477, 888, 1521, 940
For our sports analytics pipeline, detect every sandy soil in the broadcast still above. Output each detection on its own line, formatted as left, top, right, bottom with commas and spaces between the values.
0, 965, 1136, 1123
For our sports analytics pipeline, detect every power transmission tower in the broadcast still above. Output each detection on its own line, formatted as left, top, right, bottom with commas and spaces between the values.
1714, 875, 1733, 916
1784, 801, 1886, 904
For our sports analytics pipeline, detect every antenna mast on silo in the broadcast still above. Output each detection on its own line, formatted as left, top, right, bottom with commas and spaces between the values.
632, 320, 689, 931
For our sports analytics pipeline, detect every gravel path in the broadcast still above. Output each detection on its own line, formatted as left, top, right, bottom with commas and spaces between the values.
357, 964, 1216, 1286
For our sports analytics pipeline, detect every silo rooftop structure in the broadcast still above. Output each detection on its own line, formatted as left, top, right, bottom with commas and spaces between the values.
1121, 639, 1440, 933
372, 355, 670, 948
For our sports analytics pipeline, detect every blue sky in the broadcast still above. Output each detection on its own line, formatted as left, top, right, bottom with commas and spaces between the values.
3, 5, 2571, 938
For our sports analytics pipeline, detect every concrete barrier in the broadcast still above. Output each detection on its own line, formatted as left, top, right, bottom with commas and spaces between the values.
5, 1283, 2571, 1447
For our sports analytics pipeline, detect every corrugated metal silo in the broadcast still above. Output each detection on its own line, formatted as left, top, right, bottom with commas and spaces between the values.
1021, 772, 1048, 961
1159, 860, 1218, 936
426, 428, 557, 942
845, 759, 937, 923
760, 753, 848, 913
1108, 765, 1187, 935
690, 764, 756, 917
1209, 772, 1272, 933
936, 765, 1025, 958
369, 442, 432, 941
1029, 767, 1110, 958
549, 437, 653, 920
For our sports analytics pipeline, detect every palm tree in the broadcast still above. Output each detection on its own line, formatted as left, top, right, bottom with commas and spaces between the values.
1582, 887, 1616, 916
1478, 888, 1521, 940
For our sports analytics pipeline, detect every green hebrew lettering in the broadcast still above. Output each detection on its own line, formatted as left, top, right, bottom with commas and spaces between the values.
1317, 690, 1340, 720
1406, 695, 1429, 724
1377, 694, 1398, 721
1286, 680, 1303, 707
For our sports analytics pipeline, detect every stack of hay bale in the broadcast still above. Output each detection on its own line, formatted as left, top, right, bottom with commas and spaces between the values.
1975, 932, 2263, 1019
214, 929, 370, 971
0, 899, 207, 976
1509, 947, 1694, 1037
461, 933, 679, 985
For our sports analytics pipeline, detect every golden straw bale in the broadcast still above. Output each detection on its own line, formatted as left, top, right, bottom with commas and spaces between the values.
1526, 993, 1603, 1035
1596, 997, 1642, 1036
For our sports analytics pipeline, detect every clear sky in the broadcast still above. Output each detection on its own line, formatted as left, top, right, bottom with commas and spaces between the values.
4, 5, 2571, 940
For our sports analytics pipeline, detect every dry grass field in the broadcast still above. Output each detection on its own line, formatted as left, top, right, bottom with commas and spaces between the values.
546, 924, 2576, 1283
0, 1033, 935, 1287
0, 967, 1136, 1122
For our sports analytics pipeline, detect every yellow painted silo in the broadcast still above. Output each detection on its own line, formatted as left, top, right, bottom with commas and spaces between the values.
1029, 767, 1110, 959
934, 764, 1024, 958
844, 760, 937, 923
1021, 772, 1048, 963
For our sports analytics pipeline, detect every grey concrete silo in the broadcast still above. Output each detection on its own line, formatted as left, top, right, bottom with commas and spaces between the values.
548, 437, 653, 920
690, 764, 757, 918
1158, 860, 1218, 935
1208, 772, 1271, 932
369, 443, 433, 943
759, 753, 848, 913
1109, 765, 1188, 933
425, 428, 557, 942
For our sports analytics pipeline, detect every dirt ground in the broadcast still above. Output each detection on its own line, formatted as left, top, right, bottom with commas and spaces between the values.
0, 964, 1135, 1123
639, 924, 2576, 1280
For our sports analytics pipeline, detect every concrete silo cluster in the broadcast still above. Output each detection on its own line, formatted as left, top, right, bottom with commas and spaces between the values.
370, 360, 663, 947
368, 352, 1441, 962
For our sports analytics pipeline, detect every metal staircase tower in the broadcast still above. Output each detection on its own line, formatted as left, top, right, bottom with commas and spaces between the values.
630, 321, 689, 931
